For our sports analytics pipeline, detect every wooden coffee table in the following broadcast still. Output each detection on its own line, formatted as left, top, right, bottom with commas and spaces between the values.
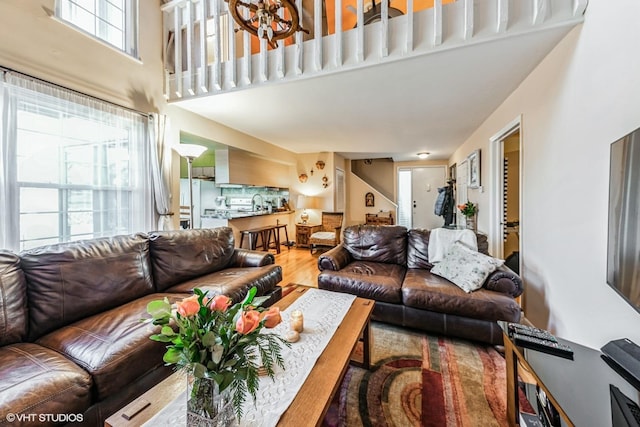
105, 286, 374, 427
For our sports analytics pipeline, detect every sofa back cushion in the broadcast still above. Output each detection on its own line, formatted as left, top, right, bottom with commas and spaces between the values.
20, 233, 154, 340
342, 225, 408, 264
407, 229, 490, 269
149, 227, 235, 291
0, 251, 28, 345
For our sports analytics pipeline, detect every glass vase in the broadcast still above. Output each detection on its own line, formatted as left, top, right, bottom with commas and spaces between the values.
465, 215, 476, 232
186, 374, 237, 427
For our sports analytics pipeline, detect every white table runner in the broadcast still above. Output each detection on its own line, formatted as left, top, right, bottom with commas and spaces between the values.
143, 288, 357, 427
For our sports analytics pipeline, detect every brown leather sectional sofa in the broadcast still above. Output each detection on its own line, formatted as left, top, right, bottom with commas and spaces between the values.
0, 227, 282, 427
317, 225, 523, 345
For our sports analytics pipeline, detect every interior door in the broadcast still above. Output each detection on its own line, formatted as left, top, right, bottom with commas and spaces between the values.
411, 167, 447, 230
490, 119, 522, 276
502, 131, 521, 273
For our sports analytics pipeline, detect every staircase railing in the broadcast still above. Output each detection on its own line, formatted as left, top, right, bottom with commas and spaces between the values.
161, 0, 587, 100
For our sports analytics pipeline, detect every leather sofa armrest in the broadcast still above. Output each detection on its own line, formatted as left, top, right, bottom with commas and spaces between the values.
484, 265, 523, 298
231, 249, 275, 267
317, 244, 351, 271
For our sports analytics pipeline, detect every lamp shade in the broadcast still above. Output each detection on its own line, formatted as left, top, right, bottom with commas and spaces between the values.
297, 195, 319, 209
297, 195, 307, 209
173, 144, 207, 159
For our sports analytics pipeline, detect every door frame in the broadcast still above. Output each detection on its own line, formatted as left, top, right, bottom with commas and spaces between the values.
489, 116, 523, 260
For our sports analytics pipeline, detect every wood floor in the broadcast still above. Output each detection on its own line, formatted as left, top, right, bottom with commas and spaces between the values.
273, 246, 323, 287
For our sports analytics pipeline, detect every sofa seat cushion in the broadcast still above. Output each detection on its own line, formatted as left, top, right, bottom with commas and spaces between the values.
166, 265, 283, 304
317, 261, 406, 303
402, 269, 521, 322
0, 343, 92, 423
35, 293, 187, 401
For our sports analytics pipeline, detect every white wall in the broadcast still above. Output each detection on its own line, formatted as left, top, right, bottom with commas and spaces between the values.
0, 1, 165, 113
347, 169, 397, 227
450, 0, 640, 348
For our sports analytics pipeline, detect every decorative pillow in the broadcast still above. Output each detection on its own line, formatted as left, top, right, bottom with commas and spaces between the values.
430, 242, 505, 293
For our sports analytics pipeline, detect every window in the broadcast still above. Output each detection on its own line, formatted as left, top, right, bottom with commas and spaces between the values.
0, 72, 154, 252
56, 0, 139, 57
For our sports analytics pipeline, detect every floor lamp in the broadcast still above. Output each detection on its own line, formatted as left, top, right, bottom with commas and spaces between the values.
173, 144, 207, 229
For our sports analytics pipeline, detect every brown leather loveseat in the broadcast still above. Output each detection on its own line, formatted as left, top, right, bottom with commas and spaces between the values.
0, 227, 282, 427
317, 225, 523, 344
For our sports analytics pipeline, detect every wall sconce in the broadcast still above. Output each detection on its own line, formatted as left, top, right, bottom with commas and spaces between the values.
315, 160, 325, 170
298, 173, 308, 183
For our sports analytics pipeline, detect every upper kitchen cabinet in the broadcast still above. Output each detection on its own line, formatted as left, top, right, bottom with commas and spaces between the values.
215, 148, 290, 188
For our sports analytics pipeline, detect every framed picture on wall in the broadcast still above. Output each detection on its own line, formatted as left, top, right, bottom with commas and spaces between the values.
449, 163, 457, 182
467, 150, 481, 188
365, 192, 375, 207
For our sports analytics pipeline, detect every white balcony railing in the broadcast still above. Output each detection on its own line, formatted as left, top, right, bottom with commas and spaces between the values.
161, 0, 587, 100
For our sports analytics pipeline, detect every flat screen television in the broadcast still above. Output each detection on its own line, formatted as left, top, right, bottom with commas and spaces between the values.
607, 126, 640, 313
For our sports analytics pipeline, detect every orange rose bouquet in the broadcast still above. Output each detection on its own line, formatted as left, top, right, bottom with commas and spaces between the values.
457, 201, 477, 218
145, 287, 288, 420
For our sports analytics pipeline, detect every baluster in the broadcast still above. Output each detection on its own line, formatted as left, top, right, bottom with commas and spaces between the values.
497, 0, 508, 33
225, 1, 237, 88
186, 0, 195, 95
433, 0, 442, 46
356, 0, 364, 62
162, 6, 171, 98
405, 0, 413, 53
199, 0, 209, 92
381, 0, 388, 57
294, 0, 303, 74
276, 5, 285, 78
212, 0, 222, 90
242, 6, 251, 85
334, 0, 342, 66
573, 0, 588, 16
463, 0, 473, 40
259, 38, 268, 82
314, 0, 322, 70
532, 0, 549, 25
174, 4, 183, 97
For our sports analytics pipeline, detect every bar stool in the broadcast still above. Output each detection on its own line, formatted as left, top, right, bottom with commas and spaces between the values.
240, 228, 264, 251
240, 226, 278, 252
273, 224, 290, 251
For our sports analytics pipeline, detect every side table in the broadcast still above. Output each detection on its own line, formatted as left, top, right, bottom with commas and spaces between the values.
296, 224, 321, 248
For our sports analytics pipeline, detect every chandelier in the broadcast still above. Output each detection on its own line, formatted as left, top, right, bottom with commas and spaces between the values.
226, 0, 309, 48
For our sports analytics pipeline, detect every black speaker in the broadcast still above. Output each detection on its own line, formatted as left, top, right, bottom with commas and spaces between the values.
601, 338, 640, 391
610, 385, 640, 427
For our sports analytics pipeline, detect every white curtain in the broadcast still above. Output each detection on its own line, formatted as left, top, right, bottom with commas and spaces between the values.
148, 113, 174, 230
0, 73, 19, 250
0, 71, 154, 251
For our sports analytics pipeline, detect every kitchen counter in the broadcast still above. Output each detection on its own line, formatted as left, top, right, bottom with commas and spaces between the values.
225, 211, 294, 250
203, 210, 294, 220
230, 210, 293, 220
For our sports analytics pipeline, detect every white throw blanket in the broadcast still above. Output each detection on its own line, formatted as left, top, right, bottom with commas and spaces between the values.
428, 228, 478, 263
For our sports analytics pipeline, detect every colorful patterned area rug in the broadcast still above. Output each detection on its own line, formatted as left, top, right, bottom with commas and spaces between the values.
322, 322, 528, 427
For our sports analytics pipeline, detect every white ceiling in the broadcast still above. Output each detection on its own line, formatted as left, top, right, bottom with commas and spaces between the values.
173, 26, 572, 162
